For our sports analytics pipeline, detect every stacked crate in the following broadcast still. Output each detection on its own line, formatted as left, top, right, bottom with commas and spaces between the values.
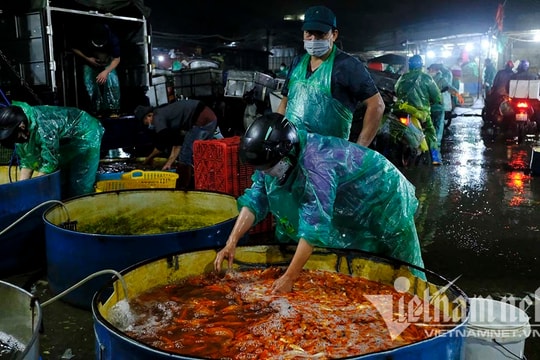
193, 137, 274, 234
173, 68, 224, 98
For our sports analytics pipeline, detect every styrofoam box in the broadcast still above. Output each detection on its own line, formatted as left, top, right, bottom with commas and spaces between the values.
509, 80, 540, 99
148, 83, 168, 107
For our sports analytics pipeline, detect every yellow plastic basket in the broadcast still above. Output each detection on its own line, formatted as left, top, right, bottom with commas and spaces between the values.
95, 170, 178, 192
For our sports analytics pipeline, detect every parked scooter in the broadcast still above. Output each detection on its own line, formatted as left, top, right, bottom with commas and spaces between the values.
375, 100, 429, 167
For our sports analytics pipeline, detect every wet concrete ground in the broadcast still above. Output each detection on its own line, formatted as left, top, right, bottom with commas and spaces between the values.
404, 102, 540, 358
5, 101, 540, 359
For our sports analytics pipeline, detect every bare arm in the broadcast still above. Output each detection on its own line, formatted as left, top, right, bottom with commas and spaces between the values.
214, 207, 256, 272
72, 48, 86, 60
356, 92, 385, 147
276, 96, 288, 115
271, 238, 314, 294
106, 57, 120, 72
72, 48, 100, 67
19, 168, 34, 180
163, 145, 181, 170
144, 147, 162, 164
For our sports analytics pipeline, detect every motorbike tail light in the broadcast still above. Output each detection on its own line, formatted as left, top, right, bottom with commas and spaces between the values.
516, 101, 529, 109
399, 116, 410, 126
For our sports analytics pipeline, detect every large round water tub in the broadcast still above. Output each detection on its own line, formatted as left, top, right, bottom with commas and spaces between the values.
0, 280, 42, 360
43, 190, 239, 308
93, 245, 469, 360
0, 166, 61, 276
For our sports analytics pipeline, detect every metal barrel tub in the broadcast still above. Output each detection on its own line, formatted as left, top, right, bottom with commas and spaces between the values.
93, 245, 469, 360
0, 280, 42, 360
43, 190, 239, 309
0, 166, 62, 277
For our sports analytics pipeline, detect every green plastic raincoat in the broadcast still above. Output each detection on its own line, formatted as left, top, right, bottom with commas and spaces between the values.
430, 69, 459, 146
83, 65, 120, 113
284, 46, 353, 139
238, 131, 424, 277
13, 101, 104, 198
395, 69, 442, 150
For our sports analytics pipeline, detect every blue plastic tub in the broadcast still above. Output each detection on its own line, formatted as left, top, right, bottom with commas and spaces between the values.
0, 280, 42, 360
0, 166, 61, 276
93, 245, 469, 360
43, 189, 239, 308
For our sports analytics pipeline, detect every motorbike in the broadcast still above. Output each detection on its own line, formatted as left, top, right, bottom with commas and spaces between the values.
357, 68, 428, 167
483, 79, 540, 143
374, 100, 430, 167
499, 97, 538, 143
481, 92, 505, 140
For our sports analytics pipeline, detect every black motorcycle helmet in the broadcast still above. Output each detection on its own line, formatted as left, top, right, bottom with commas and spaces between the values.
240, 113, 299, 170
0, 106, 27, 141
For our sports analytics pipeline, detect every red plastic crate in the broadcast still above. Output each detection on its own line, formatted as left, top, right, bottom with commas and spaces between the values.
193, 137, 274, 234
194, 136, 248, 196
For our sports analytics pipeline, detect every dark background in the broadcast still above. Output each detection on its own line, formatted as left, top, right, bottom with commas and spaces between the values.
144, 0, 540, 51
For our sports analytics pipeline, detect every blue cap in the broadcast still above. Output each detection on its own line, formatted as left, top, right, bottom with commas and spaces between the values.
302, 6, 337, 32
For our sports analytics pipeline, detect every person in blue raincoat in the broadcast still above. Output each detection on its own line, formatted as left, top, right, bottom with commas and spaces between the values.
0, 101, 104, 198
214, 113, 425, 293
277, 5, 385, 146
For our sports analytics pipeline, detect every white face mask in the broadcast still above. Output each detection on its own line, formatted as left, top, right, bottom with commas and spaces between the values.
304, 39, 331, 57
263, 158, 292, 183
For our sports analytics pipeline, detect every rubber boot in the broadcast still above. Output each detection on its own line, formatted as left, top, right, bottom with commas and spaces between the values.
431, 149, 442, 165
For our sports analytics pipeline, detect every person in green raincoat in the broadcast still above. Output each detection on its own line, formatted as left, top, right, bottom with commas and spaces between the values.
214, 113, 425, 293
395, 55, 443, 165
0, 101, 104, 198
72, 23, 121, 117
427, 63, 464, 147
277, 5, 385, 146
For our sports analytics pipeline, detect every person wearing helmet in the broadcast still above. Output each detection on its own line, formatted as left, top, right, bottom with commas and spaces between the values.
0, 101, 104, 198
214, 113, 425, 293
72, 23, 121, 117
395, 55, 443, 165
0, 105, 28, 144
483, 60, 516, 132
277, 5, 385, 147
511, 60, 538, 81
491, 60, 515, 97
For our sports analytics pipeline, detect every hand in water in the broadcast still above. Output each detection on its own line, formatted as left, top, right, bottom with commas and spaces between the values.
271, 274, 294, 294
214, 243, 237, 272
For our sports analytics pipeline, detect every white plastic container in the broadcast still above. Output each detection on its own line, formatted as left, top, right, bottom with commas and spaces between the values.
530, 146, 540, 175
463, 297, 531, 359
508, 79, 540, 99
